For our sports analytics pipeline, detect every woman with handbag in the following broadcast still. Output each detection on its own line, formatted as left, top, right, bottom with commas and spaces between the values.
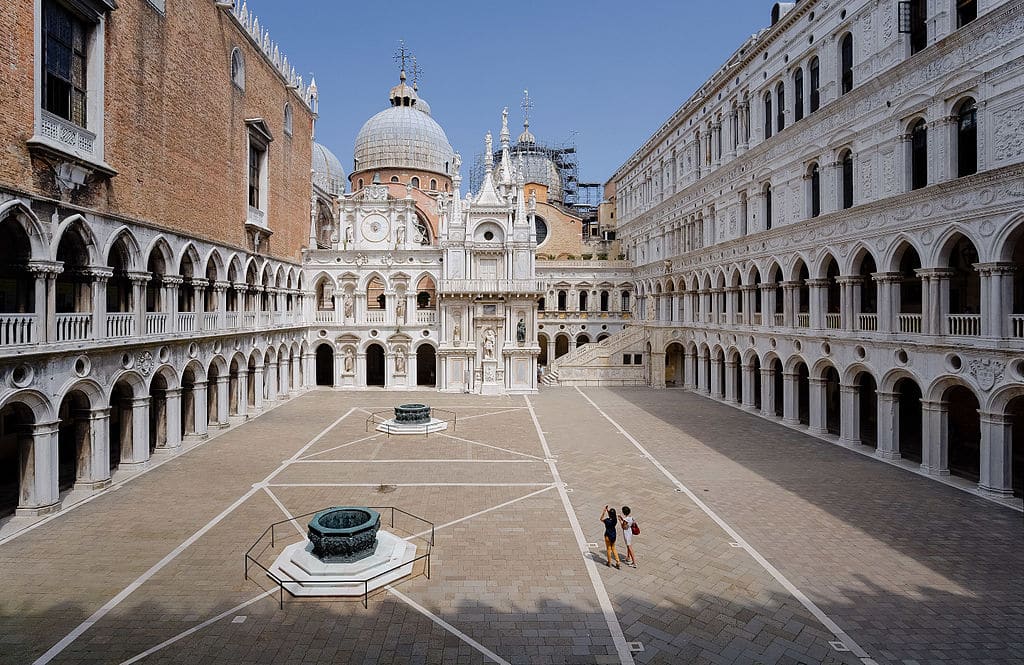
620, 505, 638, 568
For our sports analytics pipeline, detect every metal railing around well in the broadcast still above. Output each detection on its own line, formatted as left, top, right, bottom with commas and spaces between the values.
364, 408, 457, 437
244, 506, 435, 609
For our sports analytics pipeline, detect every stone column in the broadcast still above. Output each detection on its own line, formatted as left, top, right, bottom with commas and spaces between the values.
215, 376, 230, 426
29, 265, 61, 343
88, 269, 111, 340
760, 368, 775, 418
920, 399, 949, 475
124, 397, 151, 469
806, 279, 828, 329
683, 351, 697, 390
163, 387, 182, 449
759, 285, 774, 326
236, 370, 249, 418
697, 353, 708, 394
265, 362, 278, 402
130, 272, 150, 338
978, 411, 1014, 496
193, 278, 208, 332
192, 380, 208, 438
164, 276, 182, 332
873, 272, 900, 333
724, 360, 738, 403
741, 362, 757, 408
835, 276, 857, 330
17, 421, 60, 516
781, 282, 799, 327
978, 263, 1015, 338
783, 371, 799, 424
838, 384, 859, 446
710, 354, 723, 398
918, 268, 953, 335
74, 407, 112, 490
252, 365, 265, 411
875, 391, 900, 460
808, 377, 828, 434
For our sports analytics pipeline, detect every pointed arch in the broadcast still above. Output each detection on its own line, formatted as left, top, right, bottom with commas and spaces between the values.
104, 227, 143, 271
0, 199, 49, 261
52, 214, 99, 265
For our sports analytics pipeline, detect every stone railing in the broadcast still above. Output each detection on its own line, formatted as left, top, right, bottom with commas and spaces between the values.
106, 313, 134, 338
0, 314, 36, 346
552, 325, 646, 370
858, 314, 878, 331
898, 313, 922, 333
39, 110, 96, 158
416, 310, 437, 325
948, 314, 981, 336
1012, 314, 1024, 338
438, 279, 546, 295
56, 313, 92, 342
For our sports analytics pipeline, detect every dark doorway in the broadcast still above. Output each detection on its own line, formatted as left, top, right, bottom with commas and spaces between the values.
0, 403, 34, 516
772, 359, 784, 417
315, 345, 334, 386
796, 363, 810, 426
366, 344, 385, 387
417, 345, 436, 386
946, 385, 980, 482
857, 373, 878, 447
896, 378, 923, 462
752, 356, 762, 410
1009, 396, 1024, 497
824, 367, 841, 436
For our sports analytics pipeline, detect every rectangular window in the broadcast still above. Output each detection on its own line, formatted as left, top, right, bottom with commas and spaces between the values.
42, 0, 88, 127
909, 0, 927, 55
633, 354, 642, 365
809, 59, 820, 112
248, 142, 263, 208
957, 0, 977, 27
623, 354, 631, 365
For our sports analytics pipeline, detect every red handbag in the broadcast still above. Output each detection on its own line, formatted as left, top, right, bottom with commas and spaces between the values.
630, 521, 640, 535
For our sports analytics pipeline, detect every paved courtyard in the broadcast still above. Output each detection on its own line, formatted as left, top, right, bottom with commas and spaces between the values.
0, 387, 1021, 665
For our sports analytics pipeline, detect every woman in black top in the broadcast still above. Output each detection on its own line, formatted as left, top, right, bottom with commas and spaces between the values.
601, 505, 621, 569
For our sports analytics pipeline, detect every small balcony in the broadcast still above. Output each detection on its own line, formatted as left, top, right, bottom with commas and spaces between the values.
315, 310, 336, 324
825, 313, 841, 330
1011, 314, 1024, 338
857, 314, 878, 332
145, 313, 169, 335
416, 310, 437, 325
106, 313, 134, 338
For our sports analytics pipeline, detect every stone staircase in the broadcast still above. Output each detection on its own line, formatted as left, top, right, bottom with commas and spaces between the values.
542, 325, 648, 387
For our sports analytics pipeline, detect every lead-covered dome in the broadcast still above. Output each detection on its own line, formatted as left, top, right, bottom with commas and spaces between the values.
353, 75, 455, 177
312, 142, 346, 196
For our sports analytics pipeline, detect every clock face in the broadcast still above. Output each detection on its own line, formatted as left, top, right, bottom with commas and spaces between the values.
361, 214, 390, 243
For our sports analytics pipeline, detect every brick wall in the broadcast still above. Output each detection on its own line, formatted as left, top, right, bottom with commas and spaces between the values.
0, 0, 314, 263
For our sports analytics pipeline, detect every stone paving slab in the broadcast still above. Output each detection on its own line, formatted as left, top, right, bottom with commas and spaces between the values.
1, 388, 1021, 665
563, 386, 1024, 665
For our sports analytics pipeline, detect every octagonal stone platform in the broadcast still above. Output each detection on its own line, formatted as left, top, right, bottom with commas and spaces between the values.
268, 530, 418, 597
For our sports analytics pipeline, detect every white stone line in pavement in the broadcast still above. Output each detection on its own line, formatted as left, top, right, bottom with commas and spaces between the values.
266, 482, 554, 488
407, 484, 558, 540
117, 589, 278, 665
524, 395, 636, 665
386, 586, 513, 665
454, 408, 525, 421
291, 459, 545, 464
437, 433, 546, 461
0, 397, 294, 547
263, 486, 305, 537
296, 432, 382, 461
31, 408, 358, 665
574, 387, 878, 665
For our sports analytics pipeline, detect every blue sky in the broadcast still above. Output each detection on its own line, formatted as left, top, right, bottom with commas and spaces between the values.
248, 1, 767, 184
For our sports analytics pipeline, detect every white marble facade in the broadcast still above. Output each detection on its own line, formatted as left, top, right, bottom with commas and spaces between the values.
558, 0, 1024, 500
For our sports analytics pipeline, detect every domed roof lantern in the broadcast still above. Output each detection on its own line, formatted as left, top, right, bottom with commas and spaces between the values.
517, 118, 536, 145
389, 69, 419, 107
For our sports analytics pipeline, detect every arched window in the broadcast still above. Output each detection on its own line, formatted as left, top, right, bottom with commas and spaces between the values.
808, 163, 821, 218
956, 98, 978, 177
775, 82, 786, 132
809, 57, 820, 112
621, 290, 631, 312
910, 118, 928, 190
367, 276, 385, 310
557, 290, 567, 311
390, 176, 400, 183
840, 150, 854, 209
763, 93, 773, 139
410, 176, 420, 189
763, 183, 773, 230
793, 69, 804, 122
230, 48, 245, 90
600, 290, 610, 312
283, 102, 293, 136
578, 290, 588, 312
429, 178, 437, 190
957, 0, 977, 27
840, 33, 854, 94
357, 178, 363, 189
